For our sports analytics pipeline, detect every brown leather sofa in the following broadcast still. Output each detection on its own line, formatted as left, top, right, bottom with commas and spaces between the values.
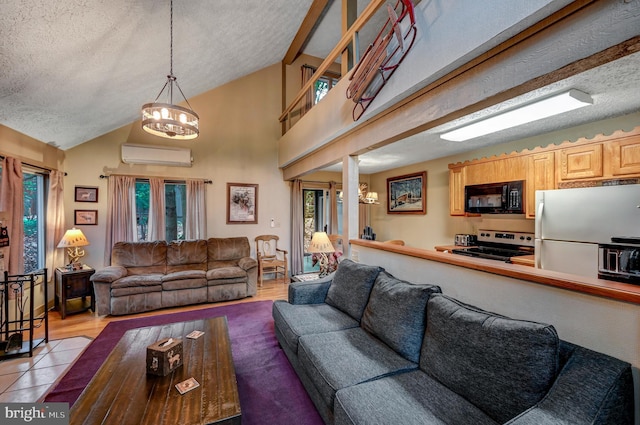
91, 237, 258, 316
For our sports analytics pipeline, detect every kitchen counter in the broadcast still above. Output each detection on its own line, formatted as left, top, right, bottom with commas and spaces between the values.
353, 239, 640, 305
434, 245, 535, 267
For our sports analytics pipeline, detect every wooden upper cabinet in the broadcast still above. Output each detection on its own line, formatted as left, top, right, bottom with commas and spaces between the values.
559, 144, 603, 180
465, 156, 527, 185
526, 152, 555, 218
449, 166, 465, 216
609, 136, 640, 175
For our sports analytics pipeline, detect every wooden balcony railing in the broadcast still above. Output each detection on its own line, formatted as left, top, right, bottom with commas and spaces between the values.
279, 0, 387, 133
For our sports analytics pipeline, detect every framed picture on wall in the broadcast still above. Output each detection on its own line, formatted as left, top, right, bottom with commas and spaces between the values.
227, 183, 258, 224
387, 171, 427, 214
74, 210, 98, 225
75, 186, 98, 202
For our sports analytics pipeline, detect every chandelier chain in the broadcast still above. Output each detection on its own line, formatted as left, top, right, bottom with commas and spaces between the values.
170, 0, 173, 77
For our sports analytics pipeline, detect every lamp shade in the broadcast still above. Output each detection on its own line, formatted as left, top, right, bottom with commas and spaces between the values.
57, 228, 89, 248
307, 232, 335, 253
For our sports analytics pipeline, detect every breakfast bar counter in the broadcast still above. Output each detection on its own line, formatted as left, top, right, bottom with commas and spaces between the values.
353, 239, 640, 305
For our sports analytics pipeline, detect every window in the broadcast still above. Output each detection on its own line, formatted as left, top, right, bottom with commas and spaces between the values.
135, 179, 186, 241
302, 187, 342, 273
314, 75, 340, 104
23, 172, 45, 272
0, 164, 46, 273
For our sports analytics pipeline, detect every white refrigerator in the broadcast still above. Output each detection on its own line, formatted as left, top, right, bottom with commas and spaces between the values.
534, 184, 640, 278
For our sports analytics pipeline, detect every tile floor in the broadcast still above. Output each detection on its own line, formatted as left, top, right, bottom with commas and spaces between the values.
0, 337, 91, 403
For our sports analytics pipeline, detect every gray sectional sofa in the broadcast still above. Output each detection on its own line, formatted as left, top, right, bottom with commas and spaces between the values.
91, 237, 257, 316
272, 259, 635, 425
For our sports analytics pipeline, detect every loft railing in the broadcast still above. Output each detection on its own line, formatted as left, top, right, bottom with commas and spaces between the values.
279, 0, 387, 133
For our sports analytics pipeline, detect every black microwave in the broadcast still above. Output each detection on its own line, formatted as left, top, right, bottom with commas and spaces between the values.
465, 181, 524, 214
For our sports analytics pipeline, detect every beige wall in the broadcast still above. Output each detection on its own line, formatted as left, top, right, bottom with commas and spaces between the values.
0, 124, 65, 170
368, 111, 640, 248
63, 64, 290, 268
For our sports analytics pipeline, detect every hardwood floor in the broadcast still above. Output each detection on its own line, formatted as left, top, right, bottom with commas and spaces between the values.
38, 279, 289, 341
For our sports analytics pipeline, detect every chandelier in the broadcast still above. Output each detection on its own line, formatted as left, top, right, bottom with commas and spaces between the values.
141, 0, 199, 140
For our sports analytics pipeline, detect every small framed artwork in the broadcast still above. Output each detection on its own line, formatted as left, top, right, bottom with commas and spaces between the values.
75, 186, 98, 202
387, 171, 427, 215
74, 209, 98, 225
227, 183, 258, 224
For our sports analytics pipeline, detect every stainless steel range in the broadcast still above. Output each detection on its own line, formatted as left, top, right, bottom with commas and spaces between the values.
452, 230, 534, 262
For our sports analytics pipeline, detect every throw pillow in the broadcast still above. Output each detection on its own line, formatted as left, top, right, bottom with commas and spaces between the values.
422, 294, 559, 423
325, 259, 382, 321
361, 271, 441, 363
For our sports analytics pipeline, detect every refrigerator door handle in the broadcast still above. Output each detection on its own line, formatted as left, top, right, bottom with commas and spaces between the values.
536, 200, 544, 237
535, 239, 542, 268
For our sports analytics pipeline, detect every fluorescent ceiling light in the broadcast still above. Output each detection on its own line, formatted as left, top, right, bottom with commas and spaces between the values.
440, 89, 593, 142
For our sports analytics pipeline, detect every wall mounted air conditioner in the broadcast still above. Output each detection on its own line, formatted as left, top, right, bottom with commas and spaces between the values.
121, 144, 193, 167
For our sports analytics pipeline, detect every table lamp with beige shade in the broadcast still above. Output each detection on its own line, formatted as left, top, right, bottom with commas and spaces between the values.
307, 231, 336, 277
57, 228, 89, 265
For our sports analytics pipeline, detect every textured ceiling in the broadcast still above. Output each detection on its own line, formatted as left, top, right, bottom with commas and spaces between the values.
2, 1, 638, 175
0, 0, 314, 149
329, 51, 640, 174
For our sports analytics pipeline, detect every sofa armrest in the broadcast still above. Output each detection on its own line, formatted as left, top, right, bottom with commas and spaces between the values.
238, 256, 258, 271
288, 273, 334, 305
90, 266, 127, 283
505, 343, 634, 425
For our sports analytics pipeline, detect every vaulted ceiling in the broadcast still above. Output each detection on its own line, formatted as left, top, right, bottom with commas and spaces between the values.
0, 0, 374, 150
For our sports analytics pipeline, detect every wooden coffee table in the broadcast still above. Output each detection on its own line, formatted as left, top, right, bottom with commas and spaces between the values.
70, 316, 241, 424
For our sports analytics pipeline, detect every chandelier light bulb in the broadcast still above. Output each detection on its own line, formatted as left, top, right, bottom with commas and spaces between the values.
179, 113, 187, 123
153, 110, 161, 120
161, 108, 169, 119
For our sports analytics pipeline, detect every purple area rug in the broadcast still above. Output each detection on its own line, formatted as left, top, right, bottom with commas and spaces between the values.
45, 300, 323, 425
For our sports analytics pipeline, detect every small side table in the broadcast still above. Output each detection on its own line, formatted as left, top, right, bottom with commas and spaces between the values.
55, 266, 95, 319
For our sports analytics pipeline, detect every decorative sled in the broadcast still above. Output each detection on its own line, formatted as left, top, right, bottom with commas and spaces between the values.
346, 0, 417, 121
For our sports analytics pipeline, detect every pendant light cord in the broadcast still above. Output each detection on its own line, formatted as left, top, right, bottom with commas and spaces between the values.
170, 0, 173, 77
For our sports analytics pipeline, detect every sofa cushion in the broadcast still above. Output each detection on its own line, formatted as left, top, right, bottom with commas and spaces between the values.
110, 273, 164, 288
162, 270, 207, 282
334, 370, 498, 425
325, 259, 382, 321
161, 277, 207, 291
272, 300, 360, 354
207, 237, 250, 268
361, 271, 441, 363
298, 327, 417, 411
166, 240, 207, 274
206, 266, 246, 281
111, 241, 167, 275
422, 294, 559, 423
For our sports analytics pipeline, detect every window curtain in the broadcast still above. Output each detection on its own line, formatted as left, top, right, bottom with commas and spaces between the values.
0, 156, 24, 275
329, 181, 338, 234
147, 178, 166, 241
45, 170, 65, 278
185, 179, 206, 239
301, 65, 315, 117
104, 175, 136, 265
290, 179, 304, 276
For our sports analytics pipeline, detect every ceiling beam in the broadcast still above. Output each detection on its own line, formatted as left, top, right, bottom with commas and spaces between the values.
282, 0, 330, 65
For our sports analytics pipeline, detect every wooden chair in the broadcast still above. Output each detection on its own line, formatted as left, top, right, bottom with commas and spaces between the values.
255, 235, 288, 286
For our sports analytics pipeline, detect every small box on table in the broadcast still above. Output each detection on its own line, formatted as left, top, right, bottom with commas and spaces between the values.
146, 337, 183, 376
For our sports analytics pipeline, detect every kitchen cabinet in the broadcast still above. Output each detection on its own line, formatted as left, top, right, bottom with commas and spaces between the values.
608, 136, 640, 176
448, 126, 640, 218
526, 152, 555, 219
449, 166, 465, 215
464, 156, 527, 186
558, 144, 603, 181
